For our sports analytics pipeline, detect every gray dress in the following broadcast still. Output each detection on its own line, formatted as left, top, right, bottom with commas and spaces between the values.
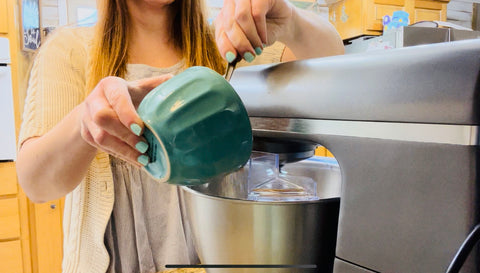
104, 43, 284, 273
105, 61, 199, 273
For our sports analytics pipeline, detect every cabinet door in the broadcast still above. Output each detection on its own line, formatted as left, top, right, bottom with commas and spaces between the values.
329, 0, 369, 39
413, 0, 448, 22
0, 162, 18, 195
0, 0, 8, 34
414, 8, 443, 21
0, 198, 20, 239
0, 240, 23, 273
33, 200, 64, 273
367, 0, 406, 31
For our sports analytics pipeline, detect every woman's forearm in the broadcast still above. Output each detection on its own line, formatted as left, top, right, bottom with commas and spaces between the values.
16, 104, 97, 203
280, 7, 344, 59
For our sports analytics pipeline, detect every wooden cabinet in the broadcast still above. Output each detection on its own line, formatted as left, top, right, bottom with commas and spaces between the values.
413, 0, 447, 21
0, 240, 24, 273
0, 162, 64, 273
0, 165, 20, 244
0, 162, 31, 273
0, 0, 31, 270
366, 0, 406, 31
329, 0, 450, 39
31, 200, 64, 273
0, 0, 8, 33
315, 146, 335, 157
0, 197, 21, 239
1, 0, 63, 272
0, 162, 18, 195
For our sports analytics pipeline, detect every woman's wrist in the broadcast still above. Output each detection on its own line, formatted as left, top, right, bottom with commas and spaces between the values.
75, 103, 99, 153
276, 7, 344, 59
276, 3, 299, 47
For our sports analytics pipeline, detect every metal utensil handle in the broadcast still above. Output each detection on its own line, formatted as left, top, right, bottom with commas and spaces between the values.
224, 59, 238, 82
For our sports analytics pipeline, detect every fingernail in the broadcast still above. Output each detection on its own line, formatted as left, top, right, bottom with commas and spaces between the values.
130, 123, 142, 136
137, 155, 149, 166
262, 43, 267, 48
255, 47, 263, 56
226, 51, 236, 63
244, 52, 255, 63
135, 141, 149, 153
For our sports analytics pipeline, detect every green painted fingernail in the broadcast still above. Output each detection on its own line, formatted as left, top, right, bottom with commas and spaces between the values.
137, 155, 149, 166
135, 141, 149, 153
255, 47, 263, 55
262, 43, 267, 48
226, 51, 236, 63
130, 123, 142, 136
244, 52, 255, 63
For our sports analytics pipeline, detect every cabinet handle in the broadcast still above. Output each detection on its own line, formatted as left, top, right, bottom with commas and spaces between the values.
50, 204, 56, 209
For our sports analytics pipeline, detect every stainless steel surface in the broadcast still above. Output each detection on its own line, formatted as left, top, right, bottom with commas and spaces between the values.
345, 26, 450, 54
345, 26, 480, 54
228, 40, 480, 272
230, 39, 480, 125
247, 125, 479, 273
250, 117, 479, 145
180, 157, 341, 273
333, 259, 375, 273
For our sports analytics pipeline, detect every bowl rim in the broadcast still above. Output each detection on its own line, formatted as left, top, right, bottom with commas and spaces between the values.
141, 121, 171, 183
179, 185, 340, 205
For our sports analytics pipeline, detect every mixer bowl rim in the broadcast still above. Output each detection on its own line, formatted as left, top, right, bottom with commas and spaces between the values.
180, 185, 340, 205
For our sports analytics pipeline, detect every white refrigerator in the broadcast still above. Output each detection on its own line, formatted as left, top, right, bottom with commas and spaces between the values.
0, 37, 17, 161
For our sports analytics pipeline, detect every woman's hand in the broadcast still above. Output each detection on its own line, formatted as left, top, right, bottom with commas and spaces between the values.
215, 0, 294, 63
79, 74, 172, 167
215, 0, 344, 63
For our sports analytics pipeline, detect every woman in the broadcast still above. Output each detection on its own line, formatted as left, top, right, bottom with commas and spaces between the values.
16, 0, 344, 272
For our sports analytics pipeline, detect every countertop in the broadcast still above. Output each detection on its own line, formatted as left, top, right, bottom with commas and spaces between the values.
161, 269, 205, 273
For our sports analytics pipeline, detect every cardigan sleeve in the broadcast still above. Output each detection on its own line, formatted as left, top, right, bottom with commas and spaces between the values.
18, 27, 90, 147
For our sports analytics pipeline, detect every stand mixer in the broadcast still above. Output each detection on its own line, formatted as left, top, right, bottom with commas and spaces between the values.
228, 38, 480, 273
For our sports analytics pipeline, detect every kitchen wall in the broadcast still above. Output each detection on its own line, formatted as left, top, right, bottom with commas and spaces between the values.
207, 0, 330, 20
40, 0, 96, 28
16, 0, 97, 116
40, 0, 61, 28
40, 0, 330, 31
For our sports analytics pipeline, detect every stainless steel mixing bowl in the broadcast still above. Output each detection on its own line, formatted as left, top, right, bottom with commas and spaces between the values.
179, 156, 342, 273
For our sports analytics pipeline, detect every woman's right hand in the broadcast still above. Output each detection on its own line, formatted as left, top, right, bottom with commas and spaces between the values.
79, 75, 172, 167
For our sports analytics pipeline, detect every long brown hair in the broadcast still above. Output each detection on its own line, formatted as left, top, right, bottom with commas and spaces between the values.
87, 0, 225, 91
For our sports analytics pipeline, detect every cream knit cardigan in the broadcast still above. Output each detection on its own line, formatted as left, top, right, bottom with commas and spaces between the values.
19, 26, 284, 273
19, 27, 115, 273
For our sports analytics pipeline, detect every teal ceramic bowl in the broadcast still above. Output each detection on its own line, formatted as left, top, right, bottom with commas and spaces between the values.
137, 66, 253, 185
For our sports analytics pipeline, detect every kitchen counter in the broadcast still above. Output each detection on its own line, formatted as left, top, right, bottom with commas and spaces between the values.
161, 268, 205, 273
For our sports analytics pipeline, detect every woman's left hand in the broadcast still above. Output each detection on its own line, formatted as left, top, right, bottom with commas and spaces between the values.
214, 0, 295, 63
